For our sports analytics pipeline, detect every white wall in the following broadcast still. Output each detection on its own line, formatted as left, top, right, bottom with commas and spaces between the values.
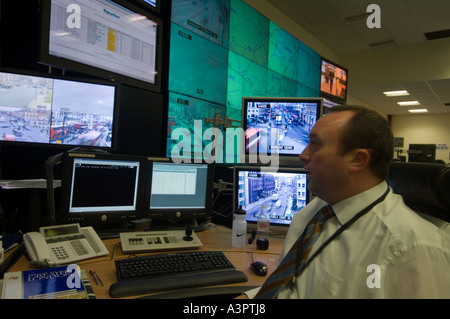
391, 113, 450, 163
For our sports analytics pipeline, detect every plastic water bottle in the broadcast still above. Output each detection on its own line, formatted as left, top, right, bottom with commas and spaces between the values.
256, 205, 270, 250
232, 205, 247, 248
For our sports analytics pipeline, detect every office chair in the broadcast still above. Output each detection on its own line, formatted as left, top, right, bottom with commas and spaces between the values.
387, 162, 450, 225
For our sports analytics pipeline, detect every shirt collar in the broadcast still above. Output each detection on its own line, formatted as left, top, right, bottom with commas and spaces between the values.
330, 181, 389, 225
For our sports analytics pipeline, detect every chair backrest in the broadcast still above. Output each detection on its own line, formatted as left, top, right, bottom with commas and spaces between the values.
387, 162, 450, 223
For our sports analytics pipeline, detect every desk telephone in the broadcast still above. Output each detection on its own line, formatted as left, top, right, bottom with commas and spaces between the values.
23, 223, 108, 267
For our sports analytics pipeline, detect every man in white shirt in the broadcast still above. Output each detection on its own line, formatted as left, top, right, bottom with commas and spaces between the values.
243, 105, 450, 299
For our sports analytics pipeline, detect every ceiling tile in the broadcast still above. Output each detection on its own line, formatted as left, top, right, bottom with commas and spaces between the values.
267, 0, 450, 115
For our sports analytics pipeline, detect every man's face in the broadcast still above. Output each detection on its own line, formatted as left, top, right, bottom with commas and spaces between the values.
299, 111, 355, 204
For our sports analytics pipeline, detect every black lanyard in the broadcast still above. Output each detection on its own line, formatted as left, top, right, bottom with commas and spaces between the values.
293, 186, 391, 280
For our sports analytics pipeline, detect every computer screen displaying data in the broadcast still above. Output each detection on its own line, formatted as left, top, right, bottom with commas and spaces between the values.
45, 0, 160, 86
69, 158, 140, 212
150, 162, 209, 209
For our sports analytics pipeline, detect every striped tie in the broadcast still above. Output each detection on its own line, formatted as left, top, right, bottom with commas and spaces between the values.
254, 205, 335, 299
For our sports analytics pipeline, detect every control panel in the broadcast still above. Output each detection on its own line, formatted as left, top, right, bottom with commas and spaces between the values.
120, 229, 203, 253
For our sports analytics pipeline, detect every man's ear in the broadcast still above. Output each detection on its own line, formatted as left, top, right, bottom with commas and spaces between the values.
348, 149, 371, 172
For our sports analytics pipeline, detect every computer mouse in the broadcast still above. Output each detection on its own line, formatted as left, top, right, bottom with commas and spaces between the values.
250, 261, 268, 276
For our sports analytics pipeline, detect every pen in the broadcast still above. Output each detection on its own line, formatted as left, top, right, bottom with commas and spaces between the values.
94, 271, 104, 286
89, 270, 98, 285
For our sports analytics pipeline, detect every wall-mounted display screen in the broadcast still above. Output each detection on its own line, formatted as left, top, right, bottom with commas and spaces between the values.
320, 57, 348, 102
167, 0, 322, 161
242, 97, 323, 158
39, 0, 162, 92
0, 70, 117, 148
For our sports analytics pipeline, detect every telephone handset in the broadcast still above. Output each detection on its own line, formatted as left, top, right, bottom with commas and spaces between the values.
23, 232, 54, 267
23, 223, 109, 267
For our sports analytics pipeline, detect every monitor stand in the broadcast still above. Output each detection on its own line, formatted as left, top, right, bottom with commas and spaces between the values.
146, 218, 200, 231
94, 222, 136, 239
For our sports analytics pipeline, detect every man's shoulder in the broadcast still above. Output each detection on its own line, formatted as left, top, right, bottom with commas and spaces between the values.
375, 191, 448, 248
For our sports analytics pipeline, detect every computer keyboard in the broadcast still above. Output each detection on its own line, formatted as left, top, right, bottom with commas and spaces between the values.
109, 251, 248, 298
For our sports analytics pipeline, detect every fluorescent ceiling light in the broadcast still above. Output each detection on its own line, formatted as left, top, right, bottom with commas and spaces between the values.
408, 109, 428, 113
398, 101, 420, 106
383, 90, 409, 97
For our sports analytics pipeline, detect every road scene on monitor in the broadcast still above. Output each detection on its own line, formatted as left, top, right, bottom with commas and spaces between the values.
237, 170, 308, 225
245, 101, 318, 156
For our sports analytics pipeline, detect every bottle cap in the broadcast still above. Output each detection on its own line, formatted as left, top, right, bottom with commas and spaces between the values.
234, 205, 246, 215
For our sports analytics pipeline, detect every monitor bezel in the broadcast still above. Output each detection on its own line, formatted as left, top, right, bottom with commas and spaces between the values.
319, 57, 348, 103
135, 0, 161, 14
233, 165, 311, 235
58, 151, 147, 227
0, 66, 120, 151
142, 158, 214, 222
241, 96, 323, 163
38, 0, 164, 93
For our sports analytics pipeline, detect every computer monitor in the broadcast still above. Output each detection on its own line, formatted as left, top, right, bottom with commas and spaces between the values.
320, 57, 348, 103
142, 159, 214, 228
242, 97, 323, 166
59, 151, 146, 228
39, 0, 163, 92
0, 69, 118, 149
137, 0, 160, 13
408, 144, 436, 163
233, 165, 310, 235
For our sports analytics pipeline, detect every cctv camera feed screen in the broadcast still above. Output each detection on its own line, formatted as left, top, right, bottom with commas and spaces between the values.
244, 98, 320, 156
0, 71, 115, 147
320, 59, 347, 101
237, 169, 308, 225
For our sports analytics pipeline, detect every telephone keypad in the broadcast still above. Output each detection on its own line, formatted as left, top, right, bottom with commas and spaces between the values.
51, 246, 69, 260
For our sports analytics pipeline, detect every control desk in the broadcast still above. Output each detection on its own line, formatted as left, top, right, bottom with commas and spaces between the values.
6, 225, 284, 299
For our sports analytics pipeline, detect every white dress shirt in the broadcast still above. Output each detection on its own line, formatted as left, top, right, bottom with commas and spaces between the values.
247, 182, 450, 299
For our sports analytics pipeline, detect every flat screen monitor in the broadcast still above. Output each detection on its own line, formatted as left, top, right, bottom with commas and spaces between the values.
0, 69, 118, 149
136, 0, 161, 14
39, 0, 163, 92
408, 144, 436, 163
242, 97, 323, 165
233, 166, 310, 235
320, 57, 348, 103
59, 152, 145, 227
142, 160, 214, 225
140, 0, 157, 9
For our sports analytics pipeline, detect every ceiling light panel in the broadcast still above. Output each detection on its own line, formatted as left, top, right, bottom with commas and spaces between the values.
408, 109, 428, 113
383, 90, 410, 97
398, 101, 420, 106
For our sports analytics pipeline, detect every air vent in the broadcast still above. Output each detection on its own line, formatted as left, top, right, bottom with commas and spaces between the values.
344, 12, 371, 23
425, 29, 450, 41
369, 39, 396, 48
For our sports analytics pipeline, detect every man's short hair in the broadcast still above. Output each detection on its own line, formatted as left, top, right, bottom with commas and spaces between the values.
328, 105, 394, 180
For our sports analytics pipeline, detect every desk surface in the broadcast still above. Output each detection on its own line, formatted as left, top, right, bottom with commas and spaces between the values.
8, 225, 285, 299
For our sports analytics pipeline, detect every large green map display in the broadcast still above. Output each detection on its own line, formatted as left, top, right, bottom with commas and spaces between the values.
167, 0, 321, 160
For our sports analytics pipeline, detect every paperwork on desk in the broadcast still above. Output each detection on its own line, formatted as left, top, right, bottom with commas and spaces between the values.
1, 266, 94, 299
0, 179, 61, 189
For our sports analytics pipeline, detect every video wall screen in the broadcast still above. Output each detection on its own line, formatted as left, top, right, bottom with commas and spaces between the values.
0, 70, 116, 148
167, 0, 322, 161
